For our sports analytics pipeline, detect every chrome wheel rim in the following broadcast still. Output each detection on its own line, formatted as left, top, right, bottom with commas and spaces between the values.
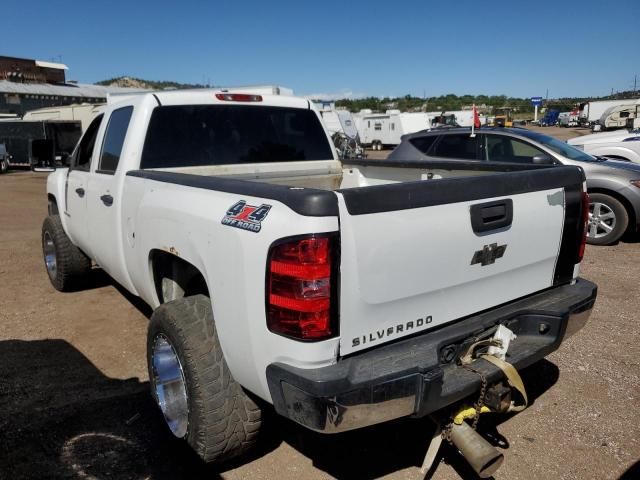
43, 231, 57, 280
588, 202, 616, 239
151, 335, 189, 438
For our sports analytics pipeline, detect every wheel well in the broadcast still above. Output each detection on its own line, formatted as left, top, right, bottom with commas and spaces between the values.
588, 188, 637, 231
149, 250, 209, 304
47, 194, 58, 215
601, 155, 630, 162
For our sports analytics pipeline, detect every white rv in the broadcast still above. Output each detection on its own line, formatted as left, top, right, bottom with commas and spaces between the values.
355, 110, 431, 150
579, 99, 640, 127
314, 102, 359, 139
22, 103, 103, 132
597, 101, 640, 130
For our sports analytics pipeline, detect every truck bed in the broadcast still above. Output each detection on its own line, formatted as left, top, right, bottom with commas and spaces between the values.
147, 158, 551, 192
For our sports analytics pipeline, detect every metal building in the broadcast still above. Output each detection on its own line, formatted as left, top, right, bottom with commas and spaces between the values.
0, 55, 144, 115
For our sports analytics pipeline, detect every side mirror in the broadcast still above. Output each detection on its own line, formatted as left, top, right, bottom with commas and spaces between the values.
30, 139, 56, 172
532, 153, 555, 165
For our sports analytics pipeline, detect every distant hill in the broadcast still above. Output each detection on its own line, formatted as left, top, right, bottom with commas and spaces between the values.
94, 77, 639, 114
95, 76, 208, 90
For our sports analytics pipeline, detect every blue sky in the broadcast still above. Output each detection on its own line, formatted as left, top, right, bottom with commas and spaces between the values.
5, 0, 639, 99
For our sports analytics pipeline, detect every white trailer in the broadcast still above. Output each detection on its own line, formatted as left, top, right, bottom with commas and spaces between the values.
598, 101, 640, 130
579, 99, 640, 126
22, 103, 103, 132
314, 102, 359, 139
438, 110, 487, 127
356, 110, 431, 150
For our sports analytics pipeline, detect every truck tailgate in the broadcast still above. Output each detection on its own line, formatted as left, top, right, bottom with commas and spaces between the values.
336, 166, 585, 356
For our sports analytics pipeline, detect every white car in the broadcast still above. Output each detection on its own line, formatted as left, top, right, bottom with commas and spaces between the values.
42, 89, 596, 475
568, 129, 640, 163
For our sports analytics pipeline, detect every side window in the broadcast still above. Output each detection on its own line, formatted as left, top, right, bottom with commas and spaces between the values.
98, 106, 133, 174
485, 135, 545, 163
432, 134, 478, 160
72, 114, 103, 172
374, 122, 382, 131
409, 136, 437, 155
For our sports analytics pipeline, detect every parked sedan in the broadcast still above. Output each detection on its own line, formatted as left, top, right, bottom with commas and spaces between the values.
387, 127, 640, 245
567, 129, 640, 163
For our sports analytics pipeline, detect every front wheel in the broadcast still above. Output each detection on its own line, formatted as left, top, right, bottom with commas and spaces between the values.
0, 158, 8, 174
147, 295, 263, 463
586, 193, 629, 245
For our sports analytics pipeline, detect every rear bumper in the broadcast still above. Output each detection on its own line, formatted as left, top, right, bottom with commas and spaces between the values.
266, 279, 597, 433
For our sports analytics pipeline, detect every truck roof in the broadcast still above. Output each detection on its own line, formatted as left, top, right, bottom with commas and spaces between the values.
107, 88, 310, 110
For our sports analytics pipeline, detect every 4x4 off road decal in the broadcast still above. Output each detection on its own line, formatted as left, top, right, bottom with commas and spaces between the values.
222, 200, 272, 233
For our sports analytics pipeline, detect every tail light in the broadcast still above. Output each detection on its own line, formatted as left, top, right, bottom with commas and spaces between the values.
215, 93, 262, 102
266, 234, 339, 341
577, 191, 589, 262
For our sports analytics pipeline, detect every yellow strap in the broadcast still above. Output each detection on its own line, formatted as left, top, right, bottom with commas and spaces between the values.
480, 354, 528, 412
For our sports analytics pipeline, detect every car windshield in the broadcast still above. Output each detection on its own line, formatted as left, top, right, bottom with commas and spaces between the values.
515, 129, 601, 162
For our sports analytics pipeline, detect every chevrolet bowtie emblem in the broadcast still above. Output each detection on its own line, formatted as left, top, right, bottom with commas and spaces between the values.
471, 243, 507, 266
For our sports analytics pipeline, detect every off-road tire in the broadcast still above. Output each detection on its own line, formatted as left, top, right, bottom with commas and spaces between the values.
41, 215, 91, 291
147, 295, 263, 463
587, 193, 629, 246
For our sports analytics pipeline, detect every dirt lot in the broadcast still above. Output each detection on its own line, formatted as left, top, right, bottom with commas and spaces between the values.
1, 127, 638, 479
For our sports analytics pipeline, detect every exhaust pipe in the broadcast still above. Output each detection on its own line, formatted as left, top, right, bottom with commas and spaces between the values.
450, 421, 504, 478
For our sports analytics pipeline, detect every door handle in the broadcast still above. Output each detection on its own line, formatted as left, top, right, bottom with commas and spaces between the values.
100, 194, 114, 207
470, 199, 513, 234
75, 187, 85, 197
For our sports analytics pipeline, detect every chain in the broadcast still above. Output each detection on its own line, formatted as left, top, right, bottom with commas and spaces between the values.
440, 338, 495, 442
441, 422, 453, 443
463, 363, 488, 430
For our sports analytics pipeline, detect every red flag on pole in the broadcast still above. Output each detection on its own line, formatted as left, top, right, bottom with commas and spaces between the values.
473, 104, 481, 128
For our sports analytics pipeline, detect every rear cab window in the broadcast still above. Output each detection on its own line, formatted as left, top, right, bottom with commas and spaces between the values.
140, 105, 333, 169
97, 106, 133, 174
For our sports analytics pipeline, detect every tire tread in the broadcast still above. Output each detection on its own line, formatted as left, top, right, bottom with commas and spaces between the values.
41, 215, 91, 291
148, 295, 262, 463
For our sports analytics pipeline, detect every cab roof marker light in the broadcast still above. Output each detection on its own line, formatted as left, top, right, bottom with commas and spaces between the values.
215, 93, 262, 102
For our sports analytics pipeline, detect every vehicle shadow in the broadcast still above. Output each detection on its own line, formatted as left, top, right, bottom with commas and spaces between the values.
0, 339, 280, 480
0, 338, 560, 480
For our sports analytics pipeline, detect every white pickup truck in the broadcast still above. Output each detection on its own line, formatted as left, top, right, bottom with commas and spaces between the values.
43, 89, 597, 471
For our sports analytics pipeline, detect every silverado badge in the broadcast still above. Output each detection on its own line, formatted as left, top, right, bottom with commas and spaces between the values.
471, 243, 507, 266
222, 200, 271, 233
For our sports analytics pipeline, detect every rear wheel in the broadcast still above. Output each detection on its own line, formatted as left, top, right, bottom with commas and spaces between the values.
586, 193, 628, 245
41, 215, 91, 291
0, 158, 8, 174
147, 295, 263, 463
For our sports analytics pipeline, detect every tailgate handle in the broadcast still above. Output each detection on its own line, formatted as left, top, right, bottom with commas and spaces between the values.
470, 199, 513, 234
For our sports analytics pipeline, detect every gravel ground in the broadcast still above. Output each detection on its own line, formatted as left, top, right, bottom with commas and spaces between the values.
0, 127, 638, 479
